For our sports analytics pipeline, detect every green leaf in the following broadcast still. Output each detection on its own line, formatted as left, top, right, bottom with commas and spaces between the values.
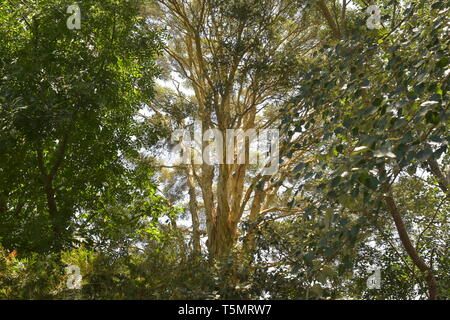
303, 252, 315, 266
374, 150, 396, 158
416, 148, 433, 162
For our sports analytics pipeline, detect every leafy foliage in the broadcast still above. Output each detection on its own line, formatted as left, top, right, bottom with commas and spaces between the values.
0, 0, 449, 300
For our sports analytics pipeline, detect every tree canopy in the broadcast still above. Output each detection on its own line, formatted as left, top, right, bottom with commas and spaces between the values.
0, 0, 449, 300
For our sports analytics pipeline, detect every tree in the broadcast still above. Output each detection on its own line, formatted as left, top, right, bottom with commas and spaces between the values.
0, 0, 168, 253
146, 0, 326, 259
285, 0, 449, 299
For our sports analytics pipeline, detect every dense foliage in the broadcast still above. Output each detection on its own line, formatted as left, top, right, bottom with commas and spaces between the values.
0, 0, 448, 300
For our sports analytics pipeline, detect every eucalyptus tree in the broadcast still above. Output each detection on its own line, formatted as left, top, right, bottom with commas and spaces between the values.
145, 0, 326, 259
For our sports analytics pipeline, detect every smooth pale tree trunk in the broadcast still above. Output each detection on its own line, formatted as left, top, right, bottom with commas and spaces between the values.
154, 0, 312, 260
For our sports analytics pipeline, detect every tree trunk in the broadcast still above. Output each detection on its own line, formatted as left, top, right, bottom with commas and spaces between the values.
382, 183, 438, 300
186, 167, 201, 254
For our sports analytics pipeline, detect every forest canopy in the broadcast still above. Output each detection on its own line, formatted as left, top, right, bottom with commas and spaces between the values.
0, 0, 449, 300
